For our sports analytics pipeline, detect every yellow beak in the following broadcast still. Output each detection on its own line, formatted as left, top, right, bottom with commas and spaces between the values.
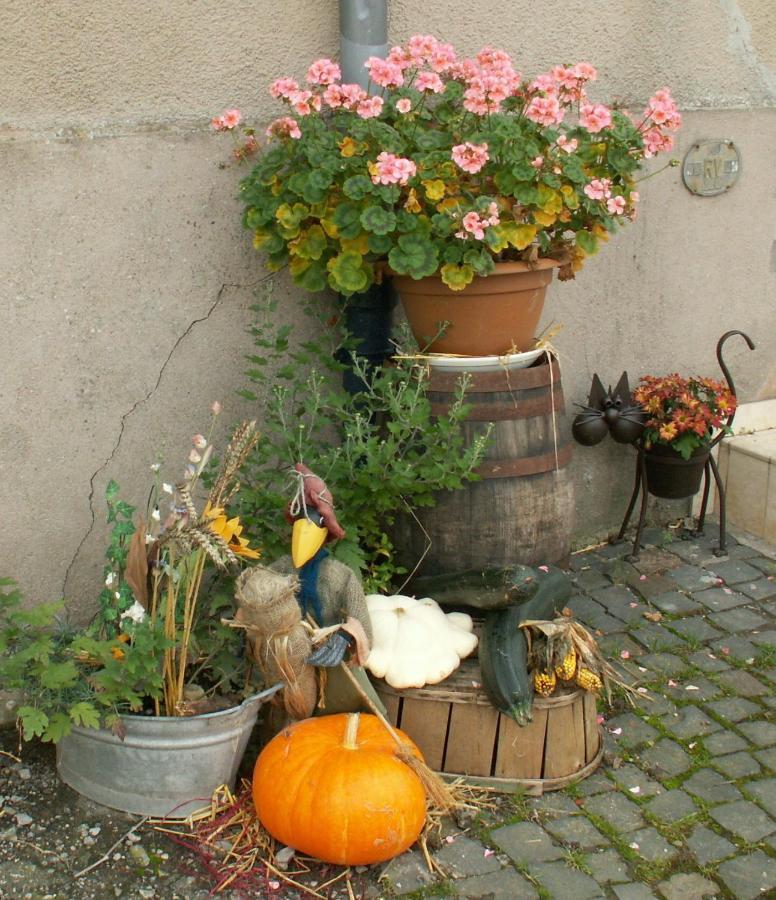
291, 517, 328, 568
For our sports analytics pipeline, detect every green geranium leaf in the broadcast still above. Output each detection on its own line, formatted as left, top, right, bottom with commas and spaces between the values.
69, 701, 101, 730
360, 206, 396, 236
388, 234, 439, 279
343, 175, 374, 200
295, 259, 329, 292
18, 706, 48, 740
43, 712, 72, 743
440, 263, 475, 290
494, 169, 517, 195
395, 210, 420, 233
576, 230, 599, 256
367, 233, 393, 255
293, 224, 328, 260
332, 202, 363, 239
463, 248, 495, 277
327, 250, 369, 294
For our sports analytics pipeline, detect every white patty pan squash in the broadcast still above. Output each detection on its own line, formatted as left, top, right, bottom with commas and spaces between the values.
365, 595, 478, 689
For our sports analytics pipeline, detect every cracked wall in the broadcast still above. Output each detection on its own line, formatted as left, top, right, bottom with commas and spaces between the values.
1, 1, 775, 608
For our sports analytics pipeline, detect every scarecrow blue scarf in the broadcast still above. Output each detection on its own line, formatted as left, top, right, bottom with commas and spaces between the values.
296, 548, 328, 625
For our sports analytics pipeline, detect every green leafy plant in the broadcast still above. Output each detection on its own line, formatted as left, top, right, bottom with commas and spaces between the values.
214, 35, 680, 294
235, 294, 490, 592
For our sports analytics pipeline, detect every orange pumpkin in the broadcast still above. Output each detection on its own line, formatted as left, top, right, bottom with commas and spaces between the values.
252, 712, 427, 865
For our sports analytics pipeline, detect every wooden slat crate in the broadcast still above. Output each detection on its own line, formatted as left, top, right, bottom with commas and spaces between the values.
376, 658, 602, 791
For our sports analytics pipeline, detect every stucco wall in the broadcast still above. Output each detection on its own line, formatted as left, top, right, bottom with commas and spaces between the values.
2, 1, 774, 612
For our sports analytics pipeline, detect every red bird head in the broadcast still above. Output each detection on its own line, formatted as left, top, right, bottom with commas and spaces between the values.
285, 463, 345, 567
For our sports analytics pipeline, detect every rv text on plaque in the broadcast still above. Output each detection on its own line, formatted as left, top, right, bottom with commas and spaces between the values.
682, 140, 740, 197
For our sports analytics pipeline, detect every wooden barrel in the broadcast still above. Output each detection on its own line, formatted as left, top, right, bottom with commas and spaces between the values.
397, 356, 575, 573
375, 659, 602, 791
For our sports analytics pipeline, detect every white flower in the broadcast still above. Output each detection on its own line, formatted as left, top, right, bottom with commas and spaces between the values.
162, 482, 174, 494
120, 600, 147, 625
114, 591, 121, 600
105, 572, 116, 587
145, 533, 155, 544
188, 449, 202, 464
211, 401, 222, 415
192, 434, 208, 450
150, 462, 161, 472
151, 508, 161, 521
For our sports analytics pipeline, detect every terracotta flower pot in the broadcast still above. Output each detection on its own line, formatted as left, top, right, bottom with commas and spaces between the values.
393, 259, 560, 356
644, 444, 710, 499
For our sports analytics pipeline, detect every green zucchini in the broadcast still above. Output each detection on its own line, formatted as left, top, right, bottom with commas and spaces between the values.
479, 604, 533, 725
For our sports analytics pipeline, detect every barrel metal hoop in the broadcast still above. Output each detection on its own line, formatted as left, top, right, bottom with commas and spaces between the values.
477, 443, 573, 478
427, 358, 561, 393
430, 387, 565, 421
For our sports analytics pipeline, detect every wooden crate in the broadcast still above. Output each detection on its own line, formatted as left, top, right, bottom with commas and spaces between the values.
375, 658, 602, 791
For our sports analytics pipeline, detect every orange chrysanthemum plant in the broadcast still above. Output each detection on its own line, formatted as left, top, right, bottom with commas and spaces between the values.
634, 374, 737, 460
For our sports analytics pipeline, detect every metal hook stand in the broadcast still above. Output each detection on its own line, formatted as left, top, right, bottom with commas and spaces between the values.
614, 331, 755, 562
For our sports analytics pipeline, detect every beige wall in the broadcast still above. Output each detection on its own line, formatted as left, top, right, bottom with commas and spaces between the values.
2, 1, 775, 611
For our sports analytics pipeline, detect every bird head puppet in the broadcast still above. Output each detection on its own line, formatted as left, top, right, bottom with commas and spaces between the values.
285, 463, 345, 568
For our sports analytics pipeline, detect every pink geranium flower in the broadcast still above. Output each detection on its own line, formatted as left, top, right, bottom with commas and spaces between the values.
266, 116, 302, 140
306, 58, 341, 86
407, 34, 439, 63
643, 127, 674, 157
288, 90, 315, 116
451, 142, 490, 174
556, 135, 578, 153
270, 77, 299, 100
606, 195, 626, 215
531, 156, 544, 168
580, 102, 612, 133
339, 83, 367, 110
525, 95, 563, 126
365, 56, 404, 88
584, 178, 612, 200
395, 98, 412, 114
415, 72, 445, 93
357, 96, 384, 119
371, 151, 417, 185
572, 62, 598, 81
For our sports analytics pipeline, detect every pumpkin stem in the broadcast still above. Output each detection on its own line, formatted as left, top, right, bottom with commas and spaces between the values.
343, 712, 361, 749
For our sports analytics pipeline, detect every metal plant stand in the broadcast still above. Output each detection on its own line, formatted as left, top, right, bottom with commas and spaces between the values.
615, 330, 755, 561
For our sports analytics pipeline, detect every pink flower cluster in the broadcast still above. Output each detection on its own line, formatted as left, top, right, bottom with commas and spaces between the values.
579, 102, 612, 133
461, 47, 521, 115
525, 62, 605, 129
365, 56, 404, 88
306, 58, 341, 86
210, 108, 242, 131
266, 116, 301, 140
456, 202, 500, 240
371, 152, 417, 186
641, 88, 681, 157
451, 142, 489, 174
386, 35, 458, 73
583, 178, 629, 215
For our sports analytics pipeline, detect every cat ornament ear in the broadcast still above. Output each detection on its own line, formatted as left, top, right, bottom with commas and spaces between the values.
572, 372, 646, 446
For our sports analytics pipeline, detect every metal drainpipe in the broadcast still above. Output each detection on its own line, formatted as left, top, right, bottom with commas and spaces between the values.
339, 0, 388, 88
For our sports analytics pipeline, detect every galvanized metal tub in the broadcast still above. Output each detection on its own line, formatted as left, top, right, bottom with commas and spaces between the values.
56, 685, 281, 818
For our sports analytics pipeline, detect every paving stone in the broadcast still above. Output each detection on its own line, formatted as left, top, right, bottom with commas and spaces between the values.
743, 777, 776, 816
574, 772, 616, 796
632, 543, 679, 566
708, 799, 776, 842
612, 884, 656, 900
626, 572, 678, 602
452, 869, 538, 898
656, 872, 720, 900
434, 836, 502, 878
608, 763, 663, 797
737, 578, 776, 601
597, 633, 645, 661
688, 650, 731, 672
668, 616, 723, 643
527, 860, 603, 898
527, 793, 580, 819
683, 769, 743, 804
638, 652, 687, 677
583, 791, 645, 833
584, 847, 630, 884
625, 826, 677, 862
645, 788, 697, 823
574, 569, 611, 592
749, 557, 776, 576
597, 542, 631, 560
750, 628, 776, 646
694, 587, 750, 613
591, 583, 638, 606
716, 849, 776, 900
709, 607, 768, 632
686, 823, 736, 865
628, 622, 687, 652
601, 599, 650, 626
709, 634, 760, 659
713, 751, 762, 779
640, 693, 679, 717
490, 821, 564, 864
605, 713, 659, 748
717, 668, 769, 697
667, 564, 718, 592
703, 730, 749, 755
649, 591, 702, 616
663, 675, 721, 703
544, 814, 609, 849
760, 694, 776, 710
567, 596, 627, 634
667, 541, 712, 564
379, 849, 437, 894
705, 696, 762, 722
754, 746, 776, 769
711, 559, 765, 585
638, 739, 692, 778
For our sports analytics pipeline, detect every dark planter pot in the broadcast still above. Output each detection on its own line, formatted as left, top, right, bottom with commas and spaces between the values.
337, 281, 396, 395
644, 444, 710, 499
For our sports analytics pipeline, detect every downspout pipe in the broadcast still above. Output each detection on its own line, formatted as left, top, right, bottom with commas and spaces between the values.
339, 0, 388, 88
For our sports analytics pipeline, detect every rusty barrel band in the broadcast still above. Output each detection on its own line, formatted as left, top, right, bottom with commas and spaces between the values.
476, 443, 573, 478
430, 386, 566, 421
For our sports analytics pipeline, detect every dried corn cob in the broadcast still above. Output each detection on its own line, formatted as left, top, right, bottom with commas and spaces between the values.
575, 667, 602, 692
555, 648, 577, 682
533, 669, 557, 696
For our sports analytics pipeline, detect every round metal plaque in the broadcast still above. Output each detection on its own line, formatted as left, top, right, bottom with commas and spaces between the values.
682, 140, 740, 196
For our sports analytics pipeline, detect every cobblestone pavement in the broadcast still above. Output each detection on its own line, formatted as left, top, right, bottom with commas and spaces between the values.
1, 527, 775, 898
